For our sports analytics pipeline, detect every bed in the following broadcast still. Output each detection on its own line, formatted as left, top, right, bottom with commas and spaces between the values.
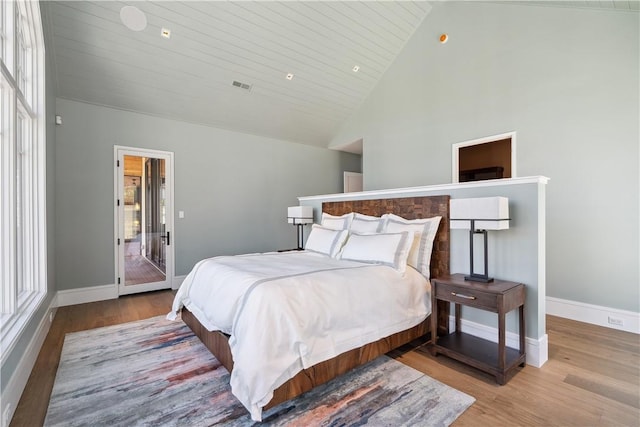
169, 195, 451, 421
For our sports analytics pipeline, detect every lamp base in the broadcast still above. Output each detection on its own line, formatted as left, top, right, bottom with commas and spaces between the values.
464, 274, 494, 283
296, 223, 305, 250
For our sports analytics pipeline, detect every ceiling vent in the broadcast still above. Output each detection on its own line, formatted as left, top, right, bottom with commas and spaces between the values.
232, 80, 252, 91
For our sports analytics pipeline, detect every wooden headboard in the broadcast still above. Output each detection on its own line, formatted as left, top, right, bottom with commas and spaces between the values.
322, 195, 450, 278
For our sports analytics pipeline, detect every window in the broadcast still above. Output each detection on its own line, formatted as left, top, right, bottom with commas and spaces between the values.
0, 1, 5, 60
0, 0, 46, 361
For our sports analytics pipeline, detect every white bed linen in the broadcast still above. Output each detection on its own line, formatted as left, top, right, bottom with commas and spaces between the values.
167, 251, 430, 421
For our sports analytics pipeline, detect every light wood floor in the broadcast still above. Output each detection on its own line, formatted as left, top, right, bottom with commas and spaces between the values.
124, 254, 166, 285
124, 240, 166, 285
10, 290, 640, 426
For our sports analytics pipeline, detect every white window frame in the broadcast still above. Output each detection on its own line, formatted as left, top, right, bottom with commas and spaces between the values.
0, 0, 15, 72
0, 1, 5, 61
0, 0, 46, 364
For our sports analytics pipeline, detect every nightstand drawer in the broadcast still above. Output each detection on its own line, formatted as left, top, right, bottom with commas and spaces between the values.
435, 282, 498, 311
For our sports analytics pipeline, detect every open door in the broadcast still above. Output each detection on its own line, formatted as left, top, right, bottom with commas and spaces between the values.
115, 146, 174, 295
344, 171, 363, 193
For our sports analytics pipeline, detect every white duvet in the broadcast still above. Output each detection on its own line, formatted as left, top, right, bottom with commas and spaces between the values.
167, 251, 430, 421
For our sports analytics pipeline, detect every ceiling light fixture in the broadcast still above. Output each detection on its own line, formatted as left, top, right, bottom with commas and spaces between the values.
161, 28, 171, 39
286, 73, 294, 80
120, 6, 147, 32
439, 34, 449, 44
232, 80, 252, 91
352, 65, 360, 72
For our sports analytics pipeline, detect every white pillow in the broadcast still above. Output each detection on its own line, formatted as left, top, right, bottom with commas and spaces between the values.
321, 212, 353, 231
339, 231, 412, 273
350, 213, 385, 234
382, 214, 442, 279
305, 224, 349, 258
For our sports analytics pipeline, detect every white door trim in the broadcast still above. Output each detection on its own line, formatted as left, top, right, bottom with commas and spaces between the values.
451, 131, 517, 183
343, 171, 363, 193
113, 145, 175, 296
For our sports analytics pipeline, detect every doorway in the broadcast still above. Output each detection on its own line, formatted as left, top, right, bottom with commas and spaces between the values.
451, 132, 516, 183
344, 171, 363, 193
114, 146, 174, 295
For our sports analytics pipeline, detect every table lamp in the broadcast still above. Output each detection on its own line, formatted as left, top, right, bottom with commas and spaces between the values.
450, 197, 509, 282
287, 206, 314, 250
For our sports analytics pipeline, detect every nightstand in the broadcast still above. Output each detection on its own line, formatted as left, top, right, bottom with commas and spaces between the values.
430, 274, 526, 384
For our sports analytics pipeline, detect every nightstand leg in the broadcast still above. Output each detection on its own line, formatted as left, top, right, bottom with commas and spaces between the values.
430, 283, 438, 355
519, 304, 526, 366
455, 303, 461, 332
498, 310, 506, 370
431, 291, 437, 345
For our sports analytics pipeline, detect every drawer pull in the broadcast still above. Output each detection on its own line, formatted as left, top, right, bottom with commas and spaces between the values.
451, 292, 476, 300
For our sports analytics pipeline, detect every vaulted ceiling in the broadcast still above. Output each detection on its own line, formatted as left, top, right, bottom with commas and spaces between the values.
42, 1, 433, 148
42, 1, 638, 150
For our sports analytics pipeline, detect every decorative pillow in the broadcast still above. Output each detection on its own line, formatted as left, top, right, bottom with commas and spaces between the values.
382, 213, 442, 279
350, 213, 385, 234
321, 212, 353, 231
339, 231, 412, 273
305, 224, 349, 258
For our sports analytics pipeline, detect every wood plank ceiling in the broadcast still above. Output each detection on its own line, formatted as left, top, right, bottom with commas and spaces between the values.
43, 1, 433, 148
520, 0, 639, 10
42, 1, 638, 150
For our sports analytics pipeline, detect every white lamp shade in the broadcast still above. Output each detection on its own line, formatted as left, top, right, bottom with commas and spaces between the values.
287, 206, 314, 224
450, 197, 509, 230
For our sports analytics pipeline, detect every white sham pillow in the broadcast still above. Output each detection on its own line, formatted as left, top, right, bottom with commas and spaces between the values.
321, 212, 353, 231
382, 214, 442, 279
305, 224, 349, 258
350, 213, 385, 234
339, 231, 412, 274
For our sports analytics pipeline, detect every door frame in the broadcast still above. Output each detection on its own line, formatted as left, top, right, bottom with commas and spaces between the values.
343, 171, 363, 193
451, 131, 517, 183
113, 145, 175, 296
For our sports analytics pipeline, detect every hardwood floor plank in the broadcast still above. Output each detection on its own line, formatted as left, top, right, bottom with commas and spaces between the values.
549, 344, 639, 384
564, 373, 640, 409
548, 330, 639, 371
9, 296, 640, 427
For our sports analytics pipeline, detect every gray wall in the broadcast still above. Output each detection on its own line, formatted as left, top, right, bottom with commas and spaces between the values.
331, 2, 639, 313
54, 99, 361, 289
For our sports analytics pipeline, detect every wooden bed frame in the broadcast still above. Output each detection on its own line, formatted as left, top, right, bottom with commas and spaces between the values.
181, 195, 451, 411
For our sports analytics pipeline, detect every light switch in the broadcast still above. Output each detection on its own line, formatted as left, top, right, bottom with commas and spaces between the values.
178, 211, 184, 219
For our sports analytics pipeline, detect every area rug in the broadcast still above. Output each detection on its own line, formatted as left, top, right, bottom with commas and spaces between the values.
44, 316, 474, 426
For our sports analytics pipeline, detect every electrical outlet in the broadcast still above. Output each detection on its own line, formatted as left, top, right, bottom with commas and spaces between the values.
49, 311, 54, 323
3, 403, 12, 427
608, 316, 624, 327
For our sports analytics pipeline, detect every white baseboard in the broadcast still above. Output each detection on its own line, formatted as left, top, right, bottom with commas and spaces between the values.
0, 300, 57, 427
546, 296, 639, 335
450, 316, 548, 368
172, 275, 186, 290
55, 284, 118, 307
56, 277, 186, 307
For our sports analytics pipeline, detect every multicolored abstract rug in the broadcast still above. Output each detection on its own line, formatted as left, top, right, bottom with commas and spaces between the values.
44, 316, 474, 426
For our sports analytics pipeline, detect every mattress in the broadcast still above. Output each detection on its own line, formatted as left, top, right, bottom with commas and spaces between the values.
168, 251, 430, 421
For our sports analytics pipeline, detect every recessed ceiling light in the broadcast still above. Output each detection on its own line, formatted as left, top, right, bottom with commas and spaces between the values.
286, 73, 294, 80
352, 65, 360, 72
439, 34, 448, 44
120, 6, 147, 32
161, 28, 171, 39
